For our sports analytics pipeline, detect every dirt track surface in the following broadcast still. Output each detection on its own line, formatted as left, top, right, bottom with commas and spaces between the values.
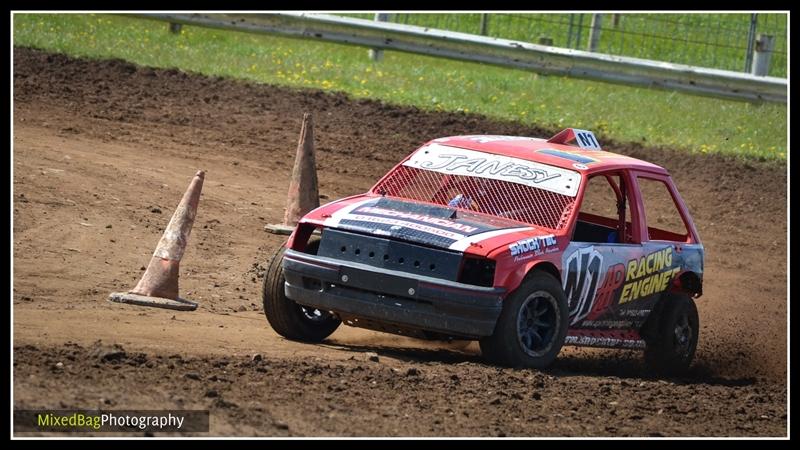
13, 48, 787, 437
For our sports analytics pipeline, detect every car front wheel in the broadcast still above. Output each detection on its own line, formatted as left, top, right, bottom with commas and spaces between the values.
479, 272, 569, 369
262, 241, 341, 343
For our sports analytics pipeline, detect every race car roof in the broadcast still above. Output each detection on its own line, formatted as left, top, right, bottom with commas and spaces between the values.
425, 135, 667, 175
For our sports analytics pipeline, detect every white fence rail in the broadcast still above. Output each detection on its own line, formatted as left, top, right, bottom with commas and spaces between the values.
134, 13, 787, 103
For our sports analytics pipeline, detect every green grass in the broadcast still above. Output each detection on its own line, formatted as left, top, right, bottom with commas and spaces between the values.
13, 13, 787, 161
343, 13, 788, 78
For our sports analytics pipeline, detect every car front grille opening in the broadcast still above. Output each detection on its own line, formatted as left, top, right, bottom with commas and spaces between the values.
294, 223, 322, 255
459, 258, 496, 287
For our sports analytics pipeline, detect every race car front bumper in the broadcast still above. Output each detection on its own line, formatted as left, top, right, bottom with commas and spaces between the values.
282, 249, 505, 338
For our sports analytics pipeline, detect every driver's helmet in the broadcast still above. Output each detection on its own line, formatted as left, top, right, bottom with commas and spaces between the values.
448, 193, 473, 209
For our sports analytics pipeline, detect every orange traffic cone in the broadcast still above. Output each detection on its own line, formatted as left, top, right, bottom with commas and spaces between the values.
109, 170, 205, 311
265, 113, 320, 235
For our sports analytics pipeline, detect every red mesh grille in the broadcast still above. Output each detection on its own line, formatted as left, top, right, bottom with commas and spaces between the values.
373, 165, 576, 230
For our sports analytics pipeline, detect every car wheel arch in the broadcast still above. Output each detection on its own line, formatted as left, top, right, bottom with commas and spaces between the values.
500, 260, 562, 297
526, 261, 561, 284
639, 289, 697, 341
672, 270, 703, 298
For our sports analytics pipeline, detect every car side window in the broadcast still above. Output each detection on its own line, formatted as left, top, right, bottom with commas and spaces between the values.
637, 177, 691, 242
573, 173, 632, 244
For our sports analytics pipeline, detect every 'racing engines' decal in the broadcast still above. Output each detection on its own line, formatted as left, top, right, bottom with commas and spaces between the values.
561, 244, 689, 327
619, 247, 681, 305
563, 247, 604, 326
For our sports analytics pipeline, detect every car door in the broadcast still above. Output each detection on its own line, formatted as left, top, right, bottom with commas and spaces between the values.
627, 172, 704, 304
561, 169, 650, 330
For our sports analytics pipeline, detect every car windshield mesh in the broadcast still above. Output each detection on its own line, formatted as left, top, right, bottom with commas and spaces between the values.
372, 165, 576, 230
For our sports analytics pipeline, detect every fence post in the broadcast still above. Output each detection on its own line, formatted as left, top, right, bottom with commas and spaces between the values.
751, 34, 776, 76
368, 13, 390, 61
169, 22, 182, 34
566, 14, 575, 48
575, 14, 585, 49
744, 13, 758, 72
479, 13, 489, 36
587, 14, 603, 52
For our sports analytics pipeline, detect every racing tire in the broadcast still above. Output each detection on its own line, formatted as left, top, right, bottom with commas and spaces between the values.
643, 293, 699, 376
262, 241, 341, 343
479, 271, 569, 369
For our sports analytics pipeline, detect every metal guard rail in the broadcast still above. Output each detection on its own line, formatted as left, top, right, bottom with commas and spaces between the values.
133, 13, 787, 103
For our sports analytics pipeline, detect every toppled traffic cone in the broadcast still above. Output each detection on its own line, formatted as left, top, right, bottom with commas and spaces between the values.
109, 170, 205, 311
265, 113, 319, 235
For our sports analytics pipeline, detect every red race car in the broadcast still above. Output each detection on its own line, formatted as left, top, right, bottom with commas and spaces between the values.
263, 129, 704, 374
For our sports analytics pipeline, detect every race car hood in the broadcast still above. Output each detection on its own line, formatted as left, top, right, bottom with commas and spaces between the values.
301, 195, 547, 257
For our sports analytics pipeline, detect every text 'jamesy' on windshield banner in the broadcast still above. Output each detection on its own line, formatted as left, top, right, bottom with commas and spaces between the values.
403, 143, 580, 197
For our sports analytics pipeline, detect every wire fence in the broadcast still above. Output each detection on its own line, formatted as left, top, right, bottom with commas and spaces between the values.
343, 13, 787, 78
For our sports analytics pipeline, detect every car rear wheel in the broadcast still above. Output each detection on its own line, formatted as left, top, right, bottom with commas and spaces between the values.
262, 241, 341, 342
643, 293, 699, 376
479, 272, 568, 369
